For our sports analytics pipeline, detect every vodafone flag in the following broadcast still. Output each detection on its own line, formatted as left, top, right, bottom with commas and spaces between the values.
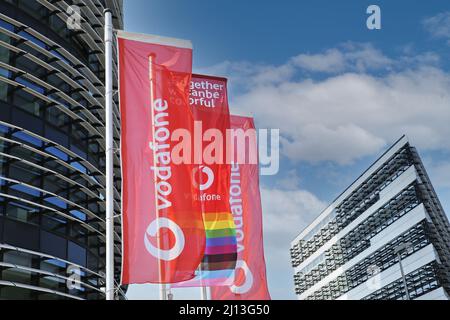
211, 115, 271, 300
173, 75, 237, 288
118, 31, 205, 284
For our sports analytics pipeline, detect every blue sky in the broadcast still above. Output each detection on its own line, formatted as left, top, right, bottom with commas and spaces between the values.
123, 0, 450, 300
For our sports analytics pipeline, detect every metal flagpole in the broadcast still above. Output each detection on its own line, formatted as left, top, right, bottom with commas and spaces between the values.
199, 266, 209, 300
104, 8, 115, 301
148, 55, 167, 301
200, 286, 209, 301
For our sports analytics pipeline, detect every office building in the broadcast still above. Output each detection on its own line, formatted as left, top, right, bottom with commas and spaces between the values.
290, 136, 450, 300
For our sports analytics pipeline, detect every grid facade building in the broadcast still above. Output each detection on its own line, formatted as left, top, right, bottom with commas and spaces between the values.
290, 136, 450, 300
0, 0, 124, 299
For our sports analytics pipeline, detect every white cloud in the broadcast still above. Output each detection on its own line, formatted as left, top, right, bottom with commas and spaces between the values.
275, 169, 302, 190
195, 60, 295, 88
261, 188, 326, 238
292, 48, 346, 73
281, 124, 385, 165
292, 43, 393, 73
260, 187, 326, 299
199, 45, 450, 165
423, 11, 450, 42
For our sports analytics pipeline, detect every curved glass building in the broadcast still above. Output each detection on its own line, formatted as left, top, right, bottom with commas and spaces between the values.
0, 0, 124, 300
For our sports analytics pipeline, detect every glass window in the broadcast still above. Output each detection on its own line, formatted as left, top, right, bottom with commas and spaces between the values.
8, 162, 41, 187
40, 275, 65, 291
0, 46, 10, 102
43, 175, 69, 196
12, 88, 43, 116
12, 131, 43, 147
45, 146, 69, 161
44, 197, 68, 210
2, 268, 32, 284
0, 123, 9, 135
70, 144, 87, 160
3, 219, 40, 251
15, 76, 45, 94
10, 144, 43, 164
46, 106, 70, 129
42, 214, 67, 236
68, 241, 86, 267
37, 293, 61, 300
45, 126, 69, 148
0, 19, 14, 32
71, 161, 88, 174
11, 108, 44, 134
10, 183, 41, 198
70, 210, 86, 221
70, 223, 87, 245
40, 230, 67, 259
17, 31, 46, 49
0, 286, 33, 300
0, 217, 3, 241
2, 251, 32, 268
40, 258, 66, 274
6, 202, 39, 225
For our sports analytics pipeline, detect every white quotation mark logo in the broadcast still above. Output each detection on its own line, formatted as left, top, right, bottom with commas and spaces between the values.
192, 165, 214, 191
230, 260, 254, 294
144, 218, 185, 261
67, 5, 82, 30
366, 5, 381, 30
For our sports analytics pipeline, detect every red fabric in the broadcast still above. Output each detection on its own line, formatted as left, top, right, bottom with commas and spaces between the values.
210, 116, 271, 300
190, 74, 231, 216
173, 74, 237, 288
118, 35, 204, 285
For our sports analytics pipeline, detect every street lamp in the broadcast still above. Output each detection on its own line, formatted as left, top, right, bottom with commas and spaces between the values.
394, 242, 413, 300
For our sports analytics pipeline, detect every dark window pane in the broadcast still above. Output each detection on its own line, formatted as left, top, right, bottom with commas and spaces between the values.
11, 108, 43, 135
68, 241, 86, 267
40, 230, 67, 260
87, 251, 98, 271
2, 251, 32, 267
2, 268, 32, 284
45, 125, 69, 148
40, 258, 66, 274
3, 219, 39, 251
0, 217, 3, 241
6, 202, 39, 225
0, 286, 32, 300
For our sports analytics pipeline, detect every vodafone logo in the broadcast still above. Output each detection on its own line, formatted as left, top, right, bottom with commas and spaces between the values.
192, 165, 214, 191
144, 218, 185, 261
230, 260, 254, 295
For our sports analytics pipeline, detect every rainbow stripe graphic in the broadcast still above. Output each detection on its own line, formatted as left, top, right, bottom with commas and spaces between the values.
172, 212, 237, 287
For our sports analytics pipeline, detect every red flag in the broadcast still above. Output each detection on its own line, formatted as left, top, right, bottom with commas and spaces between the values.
211, 115, 271, 300
118, 31, 205, 284
173, 75, 237, 288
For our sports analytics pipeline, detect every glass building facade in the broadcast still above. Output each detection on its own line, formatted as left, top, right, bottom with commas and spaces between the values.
290, 136, 450, 300
0, 0, 124, 299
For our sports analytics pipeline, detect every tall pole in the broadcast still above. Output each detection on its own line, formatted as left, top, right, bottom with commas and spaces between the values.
148, 56, 167, 301
104, 8, 115, 301
199, 266, 209, 300
200, 286, 209, 301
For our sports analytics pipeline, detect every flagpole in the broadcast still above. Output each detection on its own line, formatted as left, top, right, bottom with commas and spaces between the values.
104, 8, 115, 301
199, 266, 209, 300
148, 55, 167, 301
200, 286, 208, 300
